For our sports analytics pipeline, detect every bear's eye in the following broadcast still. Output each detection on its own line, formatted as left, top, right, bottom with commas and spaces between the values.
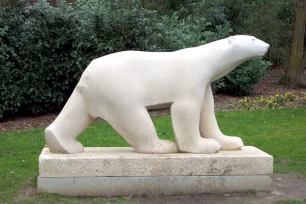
252, 39, 256, 41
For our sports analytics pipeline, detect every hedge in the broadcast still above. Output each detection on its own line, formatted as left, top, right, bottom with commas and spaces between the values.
0, 0, 271, 119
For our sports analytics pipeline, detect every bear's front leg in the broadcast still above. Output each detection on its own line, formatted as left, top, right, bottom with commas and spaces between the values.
171, 95, 221, 154
200, 84, 243, 150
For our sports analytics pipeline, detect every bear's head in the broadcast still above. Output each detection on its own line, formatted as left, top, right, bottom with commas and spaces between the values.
228, 35, 270, 60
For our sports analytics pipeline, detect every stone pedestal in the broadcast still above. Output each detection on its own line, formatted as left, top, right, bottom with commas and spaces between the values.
37, 146, 273, 196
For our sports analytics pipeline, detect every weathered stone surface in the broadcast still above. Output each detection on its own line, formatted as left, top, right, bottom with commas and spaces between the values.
37, 175, 272, 196
39, 146, 273, 177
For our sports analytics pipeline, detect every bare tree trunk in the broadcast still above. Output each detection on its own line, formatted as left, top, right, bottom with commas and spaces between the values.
286, 0, 306, 88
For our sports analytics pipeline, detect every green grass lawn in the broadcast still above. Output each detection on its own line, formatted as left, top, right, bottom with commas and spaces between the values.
0, 108, 306, 203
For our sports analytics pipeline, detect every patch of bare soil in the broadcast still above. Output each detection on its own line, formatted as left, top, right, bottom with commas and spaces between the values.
1, 68, 305, 132
14, 186, 36, 202
132, 174, 306, 204
0, 113, 57, 132
254, 68, 306, 96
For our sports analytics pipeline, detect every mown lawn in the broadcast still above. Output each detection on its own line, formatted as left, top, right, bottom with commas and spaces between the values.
0, 108, 306, 203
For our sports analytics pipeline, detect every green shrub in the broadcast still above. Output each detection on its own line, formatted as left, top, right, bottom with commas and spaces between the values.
0, 0, 161, 118
73, 0, 157, 55
141, 0, 185, 12
144, 14, 232, 52
0, 25, 23, 118
0, 0, 80, 118
0, 1, 28, 118
20, 1, 81, 114
215, 59, 273, 96
0, 0, 272, 119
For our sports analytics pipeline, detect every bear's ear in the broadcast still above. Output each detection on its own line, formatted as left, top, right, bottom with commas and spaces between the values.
228, 36, 236, 44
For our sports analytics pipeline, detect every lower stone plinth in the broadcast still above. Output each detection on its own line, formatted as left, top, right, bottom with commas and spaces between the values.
38, 175, 271, 196
37, 146, 273, 196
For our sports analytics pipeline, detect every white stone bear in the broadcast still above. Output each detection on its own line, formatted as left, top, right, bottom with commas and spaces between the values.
45, 35, 270, 154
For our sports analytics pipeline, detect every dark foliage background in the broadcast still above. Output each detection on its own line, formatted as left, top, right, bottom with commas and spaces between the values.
0, 0, 291, 119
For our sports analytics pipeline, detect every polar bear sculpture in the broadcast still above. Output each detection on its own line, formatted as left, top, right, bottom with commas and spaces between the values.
45, 35, 270, 154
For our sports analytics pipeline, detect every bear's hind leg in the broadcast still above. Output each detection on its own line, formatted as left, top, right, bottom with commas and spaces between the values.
200, 84, 243, 150
105, 106, 178, 154
45, 89, 94, 153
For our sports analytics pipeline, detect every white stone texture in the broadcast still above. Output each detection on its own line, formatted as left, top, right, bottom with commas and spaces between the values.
37, 175, 272, 196
44, 35, 270, 154
39, 146, 273, 177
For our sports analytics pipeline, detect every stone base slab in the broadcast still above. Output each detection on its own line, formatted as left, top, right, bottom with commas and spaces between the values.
37, 175, 271, 196
39, 146, 273, 177
38, 146, 273, 196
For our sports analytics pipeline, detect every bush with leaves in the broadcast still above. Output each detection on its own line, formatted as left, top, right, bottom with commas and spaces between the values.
0, 0, 272, 119
0, 26, 24, 119
0, 0, 80, 118
215, 59, 273, 96
0, 1, 28, 118
0, 0, 161, 118
20, 1, 81, 114
71, 0, 161, 68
